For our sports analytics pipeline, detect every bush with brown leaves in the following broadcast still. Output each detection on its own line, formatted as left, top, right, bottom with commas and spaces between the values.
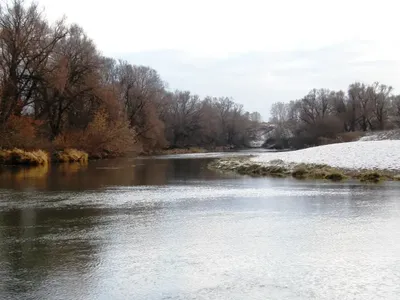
53, 109, 138, 158
0, 115, 45, 149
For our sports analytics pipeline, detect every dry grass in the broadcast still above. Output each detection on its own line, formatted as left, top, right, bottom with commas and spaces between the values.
292, 163, 347, 181
0, 148, 49, 166
210, 158, 350, 182
291, 167, 308, 179
324, 172, 346, 181
358, 171, 382, 183
236, 164, 289, 177
52, 149, 89, 163
208, 157, 290, 178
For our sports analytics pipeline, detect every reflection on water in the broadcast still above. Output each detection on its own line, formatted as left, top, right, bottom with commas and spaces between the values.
0, 156, 229, 192
0, 153, 400, 300
57, 161, 88, 175
0, 165, 50, 190
0, 205, 101, 298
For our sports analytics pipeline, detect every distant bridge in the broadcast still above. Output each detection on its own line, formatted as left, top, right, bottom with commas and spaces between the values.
247, 122, 276, 148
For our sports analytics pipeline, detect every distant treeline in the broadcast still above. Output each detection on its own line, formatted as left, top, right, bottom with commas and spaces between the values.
0, 0, 261, 157
268, 82, 400, 149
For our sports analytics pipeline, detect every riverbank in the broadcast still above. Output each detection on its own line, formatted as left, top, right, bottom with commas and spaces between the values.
209, 140, 400, 183
0, 146, 238, 166
0, 148, 88, 165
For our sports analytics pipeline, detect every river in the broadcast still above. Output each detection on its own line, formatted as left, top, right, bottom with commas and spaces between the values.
0, 152, 399, 300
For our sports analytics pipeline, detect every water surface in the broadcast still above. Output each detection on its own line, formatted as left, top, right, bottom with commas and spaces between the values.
0, 152, 399, 300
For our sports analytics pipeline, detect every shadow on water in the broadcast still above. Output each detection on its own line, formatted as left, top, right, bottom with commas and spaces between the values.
0, 155, 236, 192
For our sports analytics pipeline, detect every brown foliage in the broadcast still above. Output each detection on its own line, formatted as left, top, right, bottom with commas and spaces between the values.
0, 0, 260, 155
0, 115, 44, 148
135, 102, 168, 153
53, 109, 137, 158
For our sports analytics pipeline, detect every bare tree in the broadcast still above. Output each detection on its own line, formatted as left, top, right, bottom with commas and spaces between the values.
298, 89, 332, 125
165, 91, 203, 147
371, 83, 392, 130
0, 1, 263, 153
34, 25, 100, 138
249, 111, 262, 123
0, 0, 67, 128
270, 102, 289, 124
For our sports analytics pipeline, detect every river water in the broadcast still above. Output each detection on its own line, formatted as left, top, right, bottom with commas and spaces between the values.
0, 152, 399, 300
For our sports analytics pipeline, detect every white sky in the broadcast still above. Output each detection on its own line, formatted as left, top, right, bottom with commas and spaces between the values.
38, 0, 400, 118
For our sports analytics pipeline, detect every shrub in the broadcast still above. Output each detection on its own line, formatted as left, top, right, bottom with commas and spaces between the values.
54, 109, 138, 159
325, 172, 346, 181
310, 169, 329, 179
263, 165, 288, 177
236, 164, 288, 177
359, 171, 381, 183
291, 164, 346, 181
0, 115, 44, 149
292, 167, 308, 179
52, 149, 88, 163
0, 149, 49, 166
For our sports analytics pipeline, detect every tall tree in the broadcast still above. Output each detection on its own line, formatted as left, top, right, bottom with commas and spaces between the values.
35, 25, 100, 138
0, 0, 66, 128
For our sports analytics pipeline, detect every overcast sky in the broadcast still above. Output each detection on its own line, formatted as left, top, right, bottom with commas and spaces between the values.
39, 0, 400, 119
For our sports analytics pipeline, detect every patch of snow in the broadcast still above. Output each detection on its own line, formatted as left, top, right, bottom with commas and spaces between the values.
251, 140, 400, 171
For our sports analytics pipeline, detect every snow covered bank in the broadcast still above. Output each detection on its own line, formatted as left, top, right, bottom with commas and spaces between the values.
251, 140, 400, 171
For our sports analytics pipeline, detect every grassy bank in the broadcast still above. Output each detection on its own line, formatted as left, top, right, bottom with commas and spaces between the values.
52, 149, 89, 163
0, 148, 89, 166
208, 157, 400, 183
0, 149, 49, 166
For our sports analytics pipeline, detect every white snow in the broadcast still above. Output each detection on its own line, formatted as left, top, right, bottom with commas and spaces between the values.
251, 140, 400, 171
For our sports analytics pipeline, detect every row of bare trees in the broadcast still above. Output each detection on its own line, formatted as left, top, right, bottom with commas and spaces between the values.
0, 0, 259, 155
162, 93, 255, 148
269, 82, 400, 149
